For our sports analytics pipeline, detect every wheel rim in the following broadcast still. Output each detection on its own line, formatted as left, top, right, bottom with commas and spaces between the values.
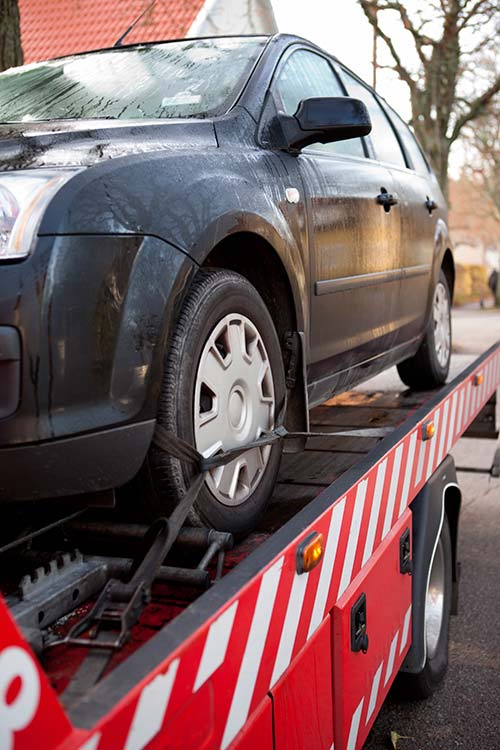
425, 536, 445, 659
193, 313, 275, 506
433, 282, 451, 368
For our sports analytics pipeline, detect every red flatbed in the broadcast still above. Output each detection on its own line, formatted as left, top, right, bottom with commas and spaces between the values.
1, 343, 499, 750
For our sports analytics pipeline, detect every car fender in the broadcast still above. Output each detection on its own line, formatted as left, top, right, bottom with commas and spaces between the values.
417, 216, 454, 330
38, 149, 309, 336
433, 217, 453, 281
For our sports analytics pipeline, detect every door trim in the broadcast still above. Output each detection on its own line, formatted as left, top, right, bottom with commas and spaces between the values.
315, 268, 402, 296
404, 263, 432, 279
314, 263, 431, 295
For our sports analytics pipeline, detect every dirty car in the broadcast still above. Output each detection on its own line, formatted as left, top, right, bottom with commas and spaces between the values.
0, 34, 453, 535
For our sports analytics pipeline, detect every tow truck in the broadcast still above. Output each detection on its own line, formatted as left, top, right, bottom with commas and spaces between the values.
1, 342, 499, 750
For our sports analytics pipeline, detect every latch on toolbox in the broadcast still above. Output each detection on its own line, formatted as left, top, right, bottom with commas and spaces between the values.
399, 528, 412, 575
351, 592, 369, 653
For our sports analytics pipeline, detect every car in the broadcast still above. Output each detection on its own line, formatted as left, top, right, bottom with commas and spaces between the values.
0, 34, 453, 536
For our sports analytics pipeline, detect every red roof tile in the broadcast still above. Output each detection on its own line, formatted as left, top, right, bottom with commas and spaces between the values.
19, 0, 206, 64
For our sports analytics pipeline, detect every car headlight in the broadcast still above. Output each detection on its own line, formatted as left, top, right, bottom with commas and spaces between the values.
0, 171, 76, 261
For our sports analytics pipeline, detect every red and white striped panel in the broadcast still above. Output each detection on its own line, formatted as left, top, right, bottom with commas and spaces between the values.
27, 346, 496, 750
345, 608, 412, 750
332, 507, 412, 750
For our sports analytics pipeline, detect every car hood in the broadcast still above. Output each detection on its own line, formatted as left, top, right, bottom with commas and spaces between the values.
0, 118, 218, 171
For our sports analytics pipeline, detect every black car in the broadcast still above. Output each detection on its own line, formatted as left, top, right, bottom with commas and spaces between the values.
0, 34, 453, 535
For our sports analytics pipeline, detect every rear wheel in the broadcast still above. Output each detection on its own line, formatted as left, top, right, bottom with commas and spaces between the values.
397, 270, 452, 390
396, 517, 453, 699
143, 268, 285, 537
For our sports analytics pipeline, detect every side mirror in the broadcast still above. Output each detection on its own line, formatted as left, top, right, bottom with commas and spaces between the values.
275, 97, 371, 153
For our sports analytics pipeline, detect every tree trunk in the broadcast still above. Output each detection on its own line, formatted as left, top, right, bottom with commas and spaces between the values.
412, 118, 451, 199
0, 0, 23, 73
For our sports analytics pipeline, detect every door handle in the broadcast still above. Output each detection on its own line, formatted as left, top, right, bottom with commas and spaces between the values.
376, 188, 399, 212
425, 196, 438, 214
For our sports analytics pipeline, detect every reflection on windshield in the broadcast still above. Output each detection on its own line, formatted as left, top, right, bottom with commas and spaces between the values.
0, 37, 266, 123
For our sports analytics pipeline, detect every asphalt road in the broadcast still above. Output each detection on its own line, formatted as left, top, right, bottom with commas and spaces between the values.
362, 307, 500, 750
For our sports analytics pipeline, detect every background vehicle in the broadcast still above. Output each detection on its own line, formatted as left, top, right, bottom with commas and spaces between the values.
0, 34, 453, 534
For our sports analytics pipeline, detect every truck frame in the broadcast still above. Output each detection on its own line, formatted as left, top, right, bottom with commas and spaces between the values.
1, 342, 499, 750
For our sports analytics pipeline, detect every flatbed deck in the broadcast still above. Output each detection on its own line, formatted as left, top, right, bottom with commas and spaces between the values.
0, 386, 450, 694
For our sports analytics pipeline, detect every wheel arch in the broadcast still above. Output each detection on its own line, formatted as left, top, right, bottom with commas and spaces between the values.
203, 231, 298, 345
401, 454, 460, 674
441, 248, 455, 300
202, 231, 309, 435
444, 481, 462, 614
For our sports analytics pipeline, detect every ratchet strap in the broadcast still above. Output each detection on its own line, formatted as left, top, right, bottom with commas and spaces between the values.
56, 397, 391, 706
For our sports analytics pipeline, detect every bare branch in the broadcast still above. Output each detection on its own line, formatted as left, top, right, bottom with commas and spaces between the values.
458, 0, 498, 29
450, 75, 500, 142
383, 2, 435, 65
358, 0, 417, 90
377, 1, 436, 50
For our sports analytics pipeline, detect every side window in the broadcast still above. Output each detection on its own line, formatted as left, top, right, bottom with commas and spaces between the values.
274, 50, 365, 159
387, 107, 429, 174
340, 68, 407, 168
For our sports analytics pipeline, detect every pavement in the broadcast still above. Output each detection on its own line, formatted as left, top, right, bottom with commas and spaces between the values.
362, 306, 500, 750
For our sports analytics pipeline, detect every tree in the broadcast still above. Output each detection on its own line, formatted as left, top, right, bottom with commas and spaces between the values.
358, 0, 500, 196
463, 101, 500, 222
0, 0, 23, 72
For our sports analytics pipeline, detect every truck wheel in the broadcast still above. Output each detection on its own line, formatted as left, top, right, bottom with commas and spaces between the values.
397, 517, 453, 699
397, 270, 451, 390
145, 268, 285, 537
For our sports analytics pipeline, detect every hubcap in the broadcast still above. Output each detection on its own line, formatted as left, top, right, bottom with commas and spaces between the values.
194, 314, 275, 506
433, 282, 451, 368
425, 536, 445, 659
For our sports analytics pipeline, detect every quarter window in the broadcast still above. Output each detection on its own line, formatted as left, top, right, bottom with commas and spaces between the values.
340, 69, 406, 168
274, 50, 365, 159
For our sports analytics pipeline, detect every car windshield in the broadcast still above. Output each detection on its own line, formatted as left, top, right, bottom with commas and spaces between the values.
0, 37, 267, 123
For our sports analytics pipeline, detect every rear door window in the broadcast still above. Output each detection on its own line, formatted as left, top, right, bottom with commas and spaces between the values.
340, 68, 407, 169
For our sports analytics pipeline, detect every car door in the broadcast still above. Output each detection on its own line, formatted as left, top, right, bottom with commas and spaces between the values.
379, 103, 439, 340
339, 67, 420, 346
270, 49, 402, 399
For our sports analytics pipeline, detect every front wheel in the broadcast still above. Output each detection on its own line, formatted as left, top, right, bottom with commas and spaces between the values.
397, 270, 452, 390
144, 268, 286, 537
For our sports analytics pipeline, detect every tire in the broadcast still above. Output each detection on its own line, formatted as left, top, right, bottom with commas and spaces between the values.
397, 270, 452, 390
143, 268, 286, 537
396, 517, 453, 699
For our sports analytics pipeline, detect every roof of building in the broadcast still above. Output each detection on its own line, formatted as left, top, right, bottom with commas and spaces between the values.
18, 0, 206, 64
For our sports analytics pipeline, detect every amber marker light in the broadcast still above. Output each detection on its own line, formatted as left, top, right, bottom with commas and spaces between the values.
296, 532, 324, 574
421, 420, 435, 441
473, 372, 483, 387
